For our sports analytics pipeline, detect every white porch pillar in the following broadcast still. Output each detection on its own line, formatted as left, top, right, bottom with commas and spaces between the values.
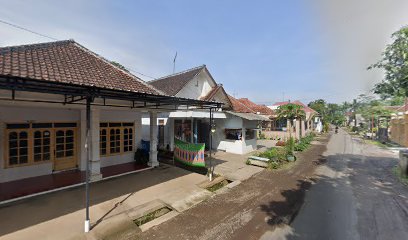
134, 114, 142, 149
80, 108, 102, 181
168, 119, 175, 151
148, 111, 159, 167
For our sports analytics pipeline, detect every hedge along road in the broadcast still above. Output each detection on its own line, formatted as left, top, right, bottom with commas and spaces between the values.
128, 134, 330, 240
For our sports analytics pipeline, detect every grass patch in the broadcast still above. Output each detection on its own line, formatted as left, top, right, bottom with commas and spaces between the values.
393, 166, 408, 186
133, 206, 172, 226
206, 179, 231, 192
365, 140, 387, 148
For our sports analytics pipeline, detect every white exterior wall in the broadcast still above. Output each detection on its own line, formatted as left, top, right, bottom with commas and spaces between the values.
242, 119, 258, 154
175, 71, 215, 99
99, 110, 142, 168
0, 105, 80, 183
0, 103, 144, 183
212, 115, 258, 154
141, 112, 170, 149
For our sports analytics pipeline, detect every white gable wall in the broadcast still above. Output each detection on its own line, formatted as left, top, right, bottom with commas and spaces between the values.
175, 70, 215, 99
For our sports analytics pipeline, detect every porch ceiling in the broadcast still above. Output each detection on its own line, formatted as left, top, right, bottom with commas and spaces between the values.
0, 76, 222, 110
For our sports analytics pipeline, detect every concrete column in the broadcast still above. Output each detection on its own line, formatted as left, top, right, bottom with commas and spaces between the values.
295, 119, 301, 139
80, 108, 102, 181
301, 119, 306, 137
168, 119, 175, 151
134, 114, 142, 149
148, 111, 159, 167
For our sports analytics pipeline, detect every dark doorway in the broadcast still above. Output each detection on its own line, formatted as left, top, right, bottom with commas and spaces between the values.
198, 120, 210, 150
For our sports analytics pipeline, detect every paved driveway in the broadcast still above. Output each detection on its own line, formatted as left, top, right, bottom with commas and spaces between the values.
210, 139, 276, 181
0, 165, 210, 240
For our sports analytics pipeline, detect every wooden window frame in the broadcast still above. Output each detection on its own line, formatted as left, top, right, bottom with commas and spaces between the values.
99, 122, 134, 157
3, 122, 79, 169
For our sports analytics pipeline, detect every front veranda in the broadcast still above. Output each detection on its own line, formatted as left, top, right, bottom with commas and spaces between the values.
0, 77, 220, 231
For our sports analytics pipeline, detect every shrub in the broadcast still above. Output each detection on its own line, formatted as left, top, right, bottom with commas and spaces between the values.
294, 133, 315, 152
323, 122, 330, 132
285, 137, 295, 156
257, 147, 287, 162
268, 160, 279, 169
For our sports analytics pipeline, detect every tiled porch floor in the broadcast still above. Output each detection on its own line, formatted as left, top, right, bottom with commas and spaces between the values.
0, 162, 148, 202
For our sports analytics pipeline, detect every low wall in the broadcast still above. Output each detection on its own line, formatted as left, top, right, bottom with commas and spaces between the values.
262, 131, 290, 141
261, 129, 313, 141
390, 114, 408, 147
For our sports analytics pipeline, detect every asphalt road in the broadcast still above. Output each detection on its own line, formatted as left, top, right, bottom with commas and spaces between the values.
135, 133, 329, 240
280, 129, 408, 240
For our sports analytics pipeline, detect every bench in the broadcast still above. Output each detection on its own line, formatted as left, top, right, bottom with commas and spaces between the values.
247, 156, 270, 168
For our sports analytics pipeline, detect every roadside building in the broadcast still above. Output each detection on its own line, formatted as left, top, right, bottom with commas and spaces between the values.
146, 65, 267, 154
0, 40, 220, 199
265, 100, 318, 140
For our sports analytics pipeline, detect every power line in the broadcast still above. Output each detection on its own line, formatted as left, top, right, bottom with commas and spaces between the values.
126, 67, 156, 80
0, 18, 158, 80
0, 18, 59, 41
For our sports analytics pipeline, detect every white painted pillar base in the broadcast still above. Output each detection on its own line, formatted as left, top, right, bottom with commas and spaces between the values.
84, 220, 90, 233
148, 112, 159, 167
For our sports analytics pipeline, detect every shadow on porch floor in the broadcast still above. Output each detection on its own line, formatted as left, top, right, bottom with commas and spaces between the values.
0, 162, 148, 202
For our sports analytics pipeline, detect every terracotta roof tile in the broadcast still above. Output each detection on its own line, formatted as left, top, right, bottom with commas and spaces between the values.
237, 98, 274, 115
148, 65, 205, 96
0, 40, 160, 95
228, 95, 255, 113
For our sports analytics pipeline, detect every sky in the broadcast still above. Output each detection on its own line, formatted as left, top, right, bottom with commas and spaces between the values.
1, 0, 408, 105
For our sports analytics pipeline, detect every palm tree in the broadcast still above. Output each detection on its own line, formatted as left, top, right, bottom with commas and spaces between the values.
275, 103, 306, 154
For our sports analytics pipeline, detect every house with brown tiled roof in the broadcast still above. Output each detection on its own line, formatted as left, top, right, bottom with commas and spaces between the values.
145, 65, 267, 154
266, 100, 320, 139
235, 98, 275, 131
0, 40, 220, 209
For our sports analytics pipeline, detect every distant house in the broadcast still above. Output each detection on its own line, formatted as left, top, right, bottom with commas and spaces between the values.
234, 98, 274, 131
266, 100, 319, 139
145, 65, 268, 154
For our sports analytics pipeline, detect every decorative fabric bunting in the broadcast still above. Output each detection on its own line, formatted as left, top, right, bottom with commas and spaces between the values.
173, 138, 206, 167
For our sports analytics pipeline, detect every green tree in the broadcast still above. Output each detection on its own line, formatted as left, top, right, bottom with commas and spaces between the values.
275, 103, 306, 144
308, 99, 349, 126
369, 26, 408, 99
308, 99, 327, 117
